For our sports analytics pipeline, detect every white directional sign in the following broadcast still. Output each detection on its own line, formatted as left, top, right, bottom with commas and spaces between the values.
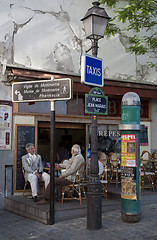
12, 78, 72, 102
81, 54, 104, 87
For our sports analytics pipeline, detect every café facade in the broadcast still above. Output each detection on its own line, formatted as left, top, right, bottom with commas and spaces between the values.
2, 65, 156, 193
0, 0, 156, 204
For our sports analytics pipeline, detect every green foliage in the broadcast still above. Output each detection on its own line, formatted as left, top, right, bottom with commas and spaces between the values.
105, 22, 121, 37
127, 37, 148, 55
116, 0, 157, 32
99, 0, 157, 63
100, 0, 118, 8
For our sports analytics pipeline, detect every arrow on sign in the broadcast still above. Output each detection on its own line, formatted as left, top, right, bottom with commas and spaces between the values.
14, 90, 20, 95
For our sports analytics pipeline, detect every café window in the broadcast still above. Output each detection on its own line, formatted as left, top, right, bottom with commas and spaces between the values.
17, 95, 150, 120
98, 125, 121, 156
88, 123, 149, 160
17, 94, 84, 115
18, 101, 67, 114
88, 124, 121, 157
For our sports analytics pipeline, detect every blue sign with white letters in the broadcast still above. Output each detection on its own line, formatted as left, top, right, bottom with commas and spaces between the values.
81, 54, 104, 87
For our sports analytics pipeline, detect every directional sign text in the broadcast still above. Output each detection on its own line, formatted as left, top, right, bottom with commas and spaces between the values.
12, 78, 72, 102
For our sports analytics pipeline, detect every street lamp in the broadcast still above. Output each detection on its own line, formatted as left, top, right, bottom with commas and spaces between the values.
81, 1, 110, 230
81, 1, 110, 57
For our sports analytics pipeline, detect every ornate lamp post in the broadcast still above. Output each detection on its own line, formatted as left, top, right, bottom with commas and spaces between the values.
81, 1, 110, 230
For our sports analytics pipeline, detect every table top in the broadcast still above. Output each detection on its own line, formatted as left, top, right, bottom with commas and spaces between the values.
43, 166, 64, 171
43, 167, 50, 171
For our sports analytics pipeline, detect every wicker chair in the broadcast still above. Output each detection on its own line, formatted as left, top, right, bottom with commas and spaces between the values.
22, 166, 29, 197
140, 151, 155, 191
109, 152, 121, 188
22, 166, 44, 196
98, 160, 108, 200
152, 151, 157, 188
61, 161, 87, 205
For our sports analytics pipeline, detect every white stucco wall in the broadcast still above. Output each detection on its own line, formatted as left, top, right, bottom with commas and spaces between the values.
14, 115, 35, 125
0, 42, 12, 100
0, 0, 156, 152
0, 0, 156, 83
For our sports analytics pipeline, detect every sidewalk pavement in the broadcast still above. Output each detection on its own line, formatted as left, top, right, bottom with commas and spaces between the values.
0, 200, 157, 240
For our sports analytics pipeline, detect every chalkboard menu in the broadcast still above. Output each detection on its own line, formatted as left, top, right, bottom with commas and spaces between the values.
15, 125, 36, 191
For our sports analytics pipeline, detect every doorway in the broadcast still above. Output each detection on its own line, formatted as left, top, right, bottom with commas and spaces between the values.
38, 121, 86, 164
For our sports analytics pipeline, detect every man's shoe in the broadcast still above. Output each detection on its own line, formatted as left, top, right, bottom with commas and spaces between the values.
37, 198, 49, 205
32, 196, 40, 202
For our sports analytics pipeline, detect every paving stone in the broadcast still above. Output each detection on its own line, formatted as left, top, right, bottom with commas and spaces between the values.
1, 190, 157, 239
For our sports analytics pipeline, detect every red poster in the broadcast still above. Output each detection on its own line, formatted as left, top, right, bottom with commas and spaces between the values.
121, 134, 137, 167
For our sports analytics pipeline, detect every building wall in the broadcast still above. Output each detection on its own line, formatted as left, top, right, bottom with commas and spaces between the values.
0, 149, 14, 209
0, 59, 13, 209
0, 0, 156, 205
0, 0, 156, 82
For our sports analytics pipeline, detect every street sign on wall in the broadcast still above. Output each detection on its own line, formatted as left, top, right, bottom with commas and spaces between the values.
81, 54, 104, 87
12, 78, 72, 102
85, 87, 108, 115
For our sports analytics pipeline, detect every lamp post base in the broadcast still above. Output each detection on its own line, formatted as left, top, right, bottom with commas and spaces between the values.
121, 212, 141, 223
87, 176, 102, 230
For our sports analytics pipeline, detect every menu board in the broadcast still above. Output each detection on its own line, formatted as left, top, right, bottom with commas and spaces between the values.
15, 125, 36, 191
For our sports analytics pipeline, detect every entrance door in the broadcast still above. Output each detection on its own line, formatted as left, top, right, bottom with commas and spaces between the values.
38, 121, 86, 165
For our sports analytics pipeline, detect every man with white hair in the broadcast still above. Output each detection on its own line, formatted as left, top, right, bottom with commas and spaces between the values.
22, 143, 50, 202
38, 144, 84, 204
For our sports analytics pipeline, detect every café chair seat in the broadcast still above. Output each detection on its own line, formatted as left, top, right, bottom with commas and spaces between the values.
22, 167, 44, 197
109, 152, 121, 188
140, 151, 155, 192
98, 160, 108, 199
61, 161, 87, 205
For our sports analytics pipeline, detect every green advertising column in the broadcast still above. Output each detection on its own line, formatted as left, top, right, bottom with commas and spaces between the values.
119, 92, 142, 223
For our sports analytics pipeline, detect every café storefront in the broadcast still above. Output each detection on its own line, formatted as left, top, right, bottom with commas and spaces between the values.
7, 66, 151, 192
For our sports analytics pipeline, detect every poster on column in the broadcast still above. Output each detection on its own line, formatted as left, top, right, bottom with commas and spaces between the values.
121, 134, 137, 167
0, 105, 12, 150
121, 134, 137, 200
121, 167, 137, 200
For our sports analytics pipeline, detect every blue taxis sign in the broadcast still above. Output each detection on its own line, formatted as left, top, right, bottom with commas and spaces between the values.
81, 54, 104, 87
